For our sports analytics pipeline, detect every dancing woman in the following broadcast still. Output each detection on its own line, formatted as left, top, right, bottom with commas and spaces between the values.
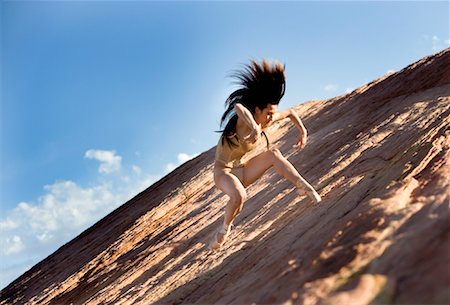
210, 59, 321, 250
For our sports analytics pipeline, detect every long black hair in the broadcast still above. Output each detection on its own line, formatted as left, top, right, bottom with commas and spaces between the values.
219, 59, 286, 147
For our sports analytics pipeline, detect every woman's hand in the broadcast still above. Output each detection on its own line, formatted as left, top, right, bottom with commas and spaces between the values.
294, 132, 307, 150
280, 108, 308, 150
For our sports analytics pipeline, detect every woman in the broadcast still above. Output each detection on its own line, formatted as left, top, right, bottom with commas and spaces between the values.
210, 59, 321, 250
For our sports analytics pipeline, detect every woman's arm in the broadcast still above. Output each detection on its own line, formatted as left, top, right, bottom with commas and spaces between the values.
287, 108, 307, 136
234, 103, 261, 142
273, 108, 308, 149
234, 103, 259, 129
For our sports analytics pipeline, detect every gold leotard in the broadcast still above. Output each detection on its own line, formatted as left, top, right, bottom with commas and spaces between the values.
214, 133, 261, 184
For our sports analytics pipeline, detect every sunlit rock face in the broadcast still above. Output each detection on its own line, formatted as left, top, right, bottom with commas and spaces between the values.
1, 48, 449, 305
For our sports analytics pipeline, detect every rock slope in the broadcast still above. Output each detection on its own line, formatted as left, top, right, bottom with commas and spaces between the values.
1, 48, 449, 305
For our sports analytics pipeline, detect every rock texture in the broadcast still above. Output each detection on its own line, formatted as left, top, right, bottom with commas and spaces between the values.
1, 49, 449, 305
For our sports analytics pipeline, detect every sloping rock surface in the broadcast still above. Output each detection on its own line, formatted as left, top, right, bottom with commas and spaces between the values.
1, 49, 449, 305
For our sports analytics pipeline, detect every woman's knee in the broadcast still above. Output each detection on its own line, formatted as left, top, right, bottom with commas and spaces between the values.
270, 148, 283, 161
228, 188, 247, 208
214, 172, 247, 205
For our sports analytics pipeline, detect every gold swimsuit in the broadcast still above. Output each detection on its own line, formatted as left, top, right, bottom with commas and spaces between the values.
214, 133, 261, 184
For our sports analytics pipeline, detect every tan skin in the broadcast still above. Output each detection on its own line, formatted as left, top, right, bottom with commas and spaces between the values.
210, 103, 321, 249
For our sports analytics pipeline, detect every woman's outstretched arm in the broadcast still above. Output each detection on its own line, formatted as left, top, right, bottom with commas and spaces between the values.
273, 108, 308, 149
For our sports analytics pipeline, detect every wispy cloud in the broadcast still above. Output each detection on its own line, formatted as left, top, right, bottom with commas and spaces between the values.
0, 177, 155, 250
0, 151, 160, 289
165, 152, 198, 172
132, 165, 142, 175
422, 34, 450, 52
2, 236, 24, 256
324, 84, 339, 92
85, 149, 122, 174
431, 35, 448, 51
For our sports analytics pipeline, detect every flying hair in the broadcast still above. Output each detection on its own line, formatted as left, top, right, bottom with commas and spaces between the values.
219, 59, 286, 147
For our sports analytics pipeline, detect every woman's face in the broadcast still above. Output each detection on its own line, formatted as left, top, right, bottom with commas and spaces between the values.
255, 104, 277, 128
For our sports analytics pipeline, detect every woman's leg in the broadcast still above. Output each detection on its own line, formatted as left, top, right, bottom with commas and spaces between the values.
243, 149, 321, 201
211, 169, 247, 248
214, 171, 247, 225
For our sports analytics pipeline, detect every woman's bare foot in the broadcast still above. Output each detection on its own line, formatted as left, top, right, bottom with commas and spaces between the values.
209, 224, 232, 250
297, 187, 322, 203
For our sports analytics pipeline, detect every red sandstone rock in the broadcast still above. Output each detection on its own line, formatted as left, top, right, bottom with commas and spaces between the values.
1, 48, 449, 305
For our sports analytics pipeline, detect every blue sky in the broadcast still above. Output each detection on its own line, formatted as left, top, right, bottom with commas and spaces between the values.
1, 0, 448, 289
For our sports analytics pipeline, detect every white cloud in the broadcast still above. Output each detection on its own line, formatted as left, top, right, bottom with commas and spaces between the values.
85, 149, 122, 174
1, 236, 24, 256
432, 35, 440, 51
0, 180, 118, 252
0, 154, 160, 289
387, 69, 396, 74
0, 219, 19, 230
165, 152, 198, 173
132, 165, 142, 175
178, 153, 194, 163
165, 163, 177, 172
424, 35, 450, 52
324, 84, 339, 92
345, 88, 354, 94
